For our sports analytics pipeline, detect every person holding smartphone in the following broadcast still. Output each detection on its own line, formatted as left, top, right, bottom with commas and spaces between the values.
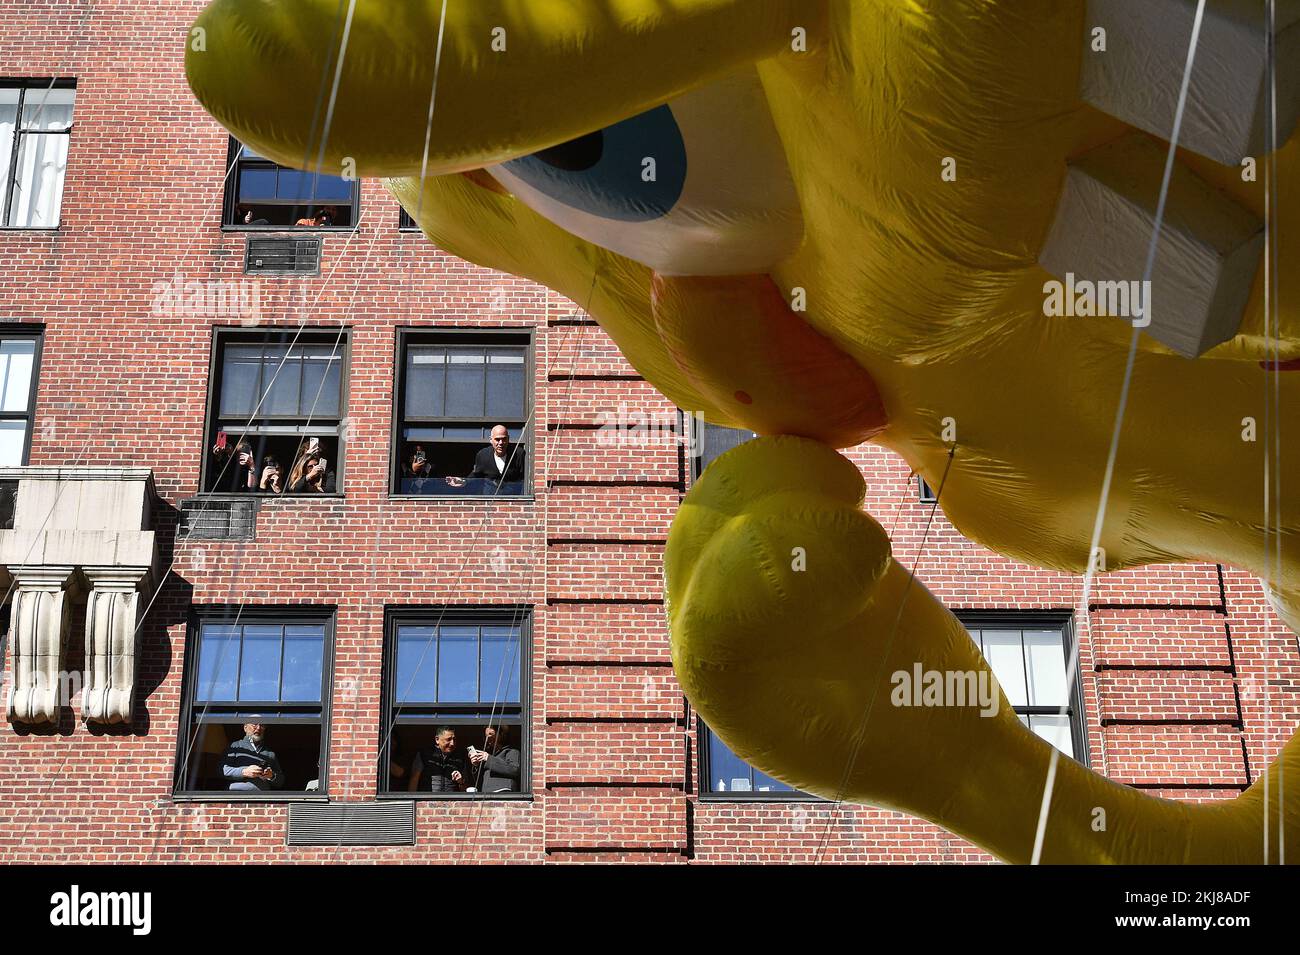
288, 450, 336, 493
221, 722, 285, 791
209, 435, 257, 492
259, 455, 284, 494
468, 724, 521, 793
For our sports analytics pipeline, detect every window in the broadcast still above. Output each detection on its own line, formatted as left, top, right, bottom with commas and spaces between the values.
392, 329, 532, 497
701, 724, 805, 797
224, 137, 357, 229
689, 419, 756, 482
175, 609, 333, 796
960, 613, 1087, 763
202, 328, 348, 495
381, 608, 529, 796
917, 475, 937, 503
0, 329, 41, 465
398, 208, 418, 231
1, 81, 74, 228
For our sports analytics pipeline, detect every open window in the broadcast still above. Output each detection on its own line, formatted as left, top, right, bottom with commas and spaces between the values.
223, 137, 357, 229
202, 328, 348, 495
0, 328, 42, 466
175, 609, 333, 797
381, 608, 529, 797
1, 80, 74, 229
392, 329, 532, 497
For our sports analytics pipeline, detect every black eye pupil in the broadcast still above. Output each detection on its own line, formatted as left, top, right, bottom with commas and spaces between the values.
534, 130, 603, 172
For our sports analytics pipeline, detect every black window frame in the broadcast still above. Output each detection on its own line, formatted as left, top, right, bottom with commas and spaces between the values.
917, 475, 937, 503
390, 326, 535, 499
0, 324, 43, 466
173, 605, 336, 801
222, 136, 359, 231
379, 605, 532, 801
0, 78, 75, 231
398, 208, 419, 231
956, 610, 1089, 766
199, 325, 351, 497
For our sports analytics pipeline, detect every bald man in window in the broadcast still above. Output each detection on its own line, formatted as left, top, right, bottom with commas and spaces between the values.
445, 425, 527, 490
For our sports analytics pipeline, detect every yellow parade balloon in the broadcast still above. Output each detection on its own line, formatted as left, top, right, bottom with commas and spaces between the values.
186, 0, 1300, 862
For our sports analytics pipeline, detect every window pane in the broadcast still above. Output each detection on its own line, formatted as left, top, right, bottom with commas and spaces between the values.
445, 348, 486, 417
698, 423, 755, 475
1028, 714, 1075, 759
406, 347, 446, 417
484, 348, 526, 419
20, 87, 74, 129
300, 347, 341, 418
395, 626, 438, 703
1024, 629, 1068, 707
196, 625, 241, 702
261, 351, 302, 415
981, 630, 1027, 708
281, 626, 325, 702
0, 92, 16, 215
437, 626, 479, 702
277, 169, 353, 203
0, 338, 35, 412
237, 625, 282, 701
706, 728, 754, 793
237, 166, 278, 202
0, 420, 27, 466
8, 132, 69, 227
480, 626, 521, 704
220, 345, 263, 416
752, 768, 795, 793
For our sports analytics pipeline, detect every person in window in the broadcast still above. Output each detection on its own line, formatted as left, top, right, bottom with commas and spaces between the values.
259, 455, 285, 494
221, 722, 286, 791
444, 426, 527, 490
468, 724, 521, 793
403, 444, 432, 480
209, 436, 257, 492
238, 205, 270, 226
295, 207, 335, 228
407, 726, 468, 793
288, 449, 336, 493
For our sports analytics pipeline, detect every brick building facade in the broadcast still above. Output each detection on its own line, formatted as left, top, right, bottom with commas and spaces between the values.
0, 1, 1295, 864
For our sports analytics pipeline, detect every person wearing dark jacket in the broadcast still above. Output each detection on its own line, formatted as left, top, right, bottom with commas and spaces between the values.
469, 724, 521, 793
221, 722, 286, 791
444, 426, 526, 489
408, 726, 468, 793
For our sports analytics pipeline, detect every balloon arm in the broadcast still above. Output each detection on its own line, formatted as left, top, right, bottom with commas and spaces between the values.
669, 435, 1298, 863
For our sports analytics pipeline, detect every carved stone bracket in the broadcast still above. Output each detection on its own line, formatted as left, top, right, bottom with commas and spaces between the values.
5, 565, 74, 724
81, 566, 152, 724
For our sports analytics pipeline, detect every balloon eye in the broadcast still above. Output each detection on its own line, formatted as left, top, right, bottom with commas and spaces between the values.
498, 104, 687, 223
534, 130, 602, 172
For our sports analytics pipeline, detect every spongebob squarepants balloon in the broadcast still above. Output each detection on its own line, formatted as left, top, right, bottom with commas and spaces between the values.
187, 0, 1300, 863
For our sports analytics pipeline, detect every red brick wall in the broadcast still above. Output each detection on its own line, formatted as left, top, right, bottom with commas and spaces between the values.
0, 0, 1296, 865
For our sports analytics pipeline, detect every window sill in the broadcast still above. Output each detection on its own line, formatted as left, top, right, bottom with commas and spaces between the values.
389, 494, 535, 503
0, 225, 60, 232
378, 791, 534, 802
697, 793, 825, 803
171, 792, 331, 803
196, 492, 346, 500
221, 225, 357, 234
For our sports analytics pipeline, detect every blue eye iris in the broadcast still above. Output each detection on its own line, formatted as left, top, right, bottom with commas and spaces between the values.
499, 104, 687, 222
